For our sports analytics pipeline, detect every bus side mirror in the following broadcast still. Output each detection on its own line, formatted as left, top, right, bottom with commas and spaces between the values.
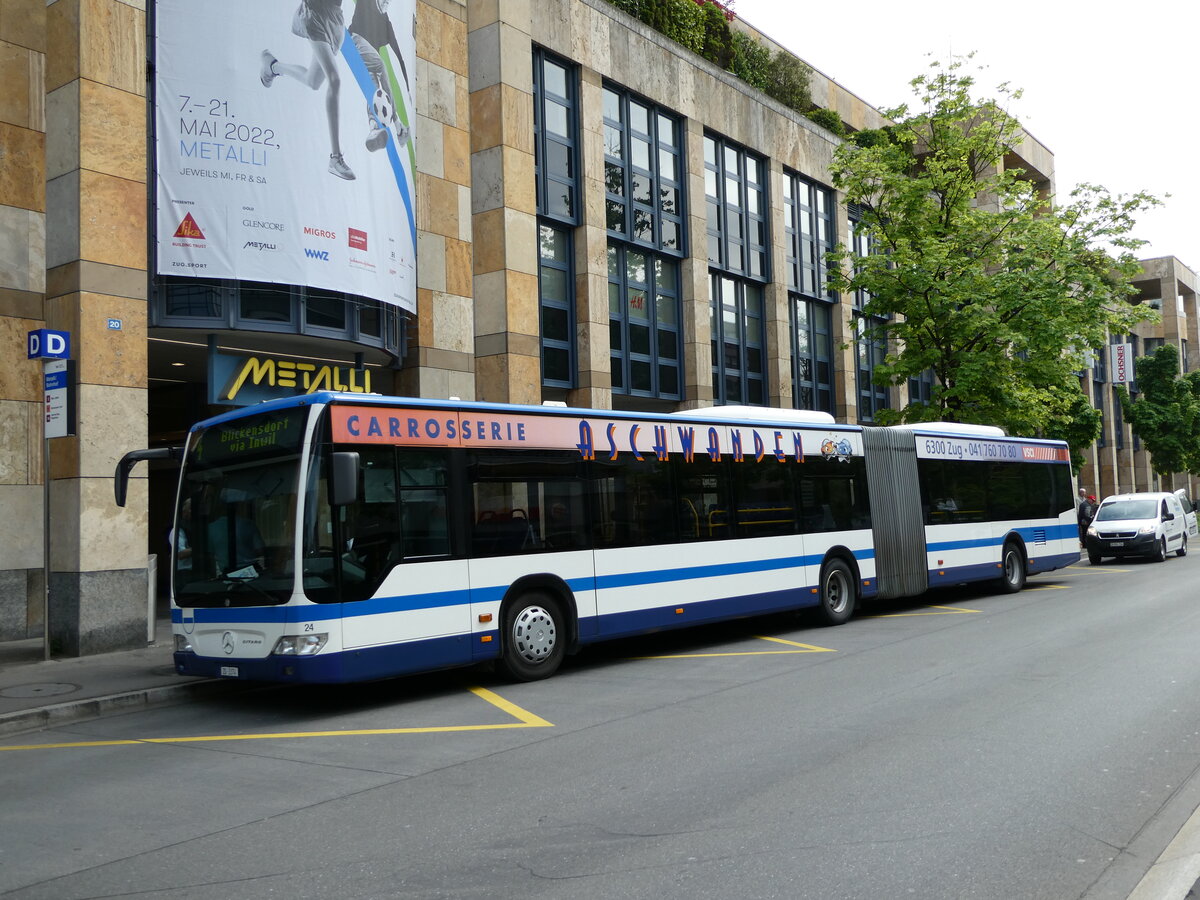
114, 446, 182, 507
331, 451, 360, 506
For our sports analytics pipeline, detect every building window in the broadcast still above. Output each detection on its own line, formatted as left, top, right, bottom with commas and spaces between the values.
603, 85, 685, 254
539, 223, 574, 388
608, 243, 681, 400
855, 315, 889, 422
704, 134, 767, 278
533, 49, 579, 225
706, 133, 768, 406
785, 173, 835, 301
790, 295, 834, 414
710, 274, 765, 405
847, 205, 878, 311
153, 276, 402, 354
908, 368, 935, 407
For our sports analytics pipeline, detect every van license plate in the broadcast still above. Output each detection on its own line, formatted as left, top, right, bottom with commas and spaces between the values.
1109, 542, 1124, 548
219, 666, 239, 677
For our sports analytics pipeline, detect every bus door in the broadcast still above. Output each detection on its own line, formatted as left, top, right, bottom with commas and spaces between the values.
334, 447, 472, 657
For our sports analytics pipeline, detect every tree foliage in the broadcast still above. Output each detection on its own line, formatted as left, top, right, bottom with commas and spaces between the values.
826, 56, 1160, 465
1116, 345, 1200, 476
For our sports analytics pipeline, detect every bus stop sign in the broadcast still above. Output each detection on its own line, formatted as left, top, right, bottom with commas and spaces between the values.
27, 329, 71, 360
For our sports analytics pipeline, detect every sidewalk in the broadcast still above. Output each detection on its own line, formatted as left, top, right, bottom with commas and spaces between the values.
0, 618, 241, 738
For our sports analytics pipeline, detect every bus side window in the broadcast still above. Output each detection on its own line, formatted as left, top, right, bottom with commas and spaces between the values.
398, 450, 451, 559
342, 446, 402, 592
676, 458, 732, 541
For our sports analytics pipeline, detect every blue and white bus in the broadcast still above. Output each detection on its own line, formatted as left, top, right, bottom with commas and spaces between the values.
115, 394, 1079, 683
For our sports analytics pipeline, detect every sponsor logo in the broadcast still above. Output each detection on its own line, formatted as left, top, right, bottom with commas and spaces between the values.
243, 218, 285, 232
243, 241, 277, 252
303, 226, 337, 240
348, 228, 368, 251
174, 213, 205, 239
304, 248, 331, 261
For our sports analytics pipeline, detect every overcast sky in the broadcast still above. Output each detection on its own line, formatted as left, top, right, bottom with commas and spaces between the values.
732, 0, 1198, 271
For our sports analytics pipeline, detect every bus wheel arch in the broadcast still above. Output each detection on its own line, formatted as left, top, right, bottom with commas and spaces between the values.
496, 575, 577, 681
816, 548, 858, 626
999, 535, 1027, 593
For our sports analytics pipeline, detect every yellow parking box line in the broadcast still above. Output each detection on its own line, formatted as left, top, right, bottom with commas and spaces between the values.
468, 685, 554, 728
0, 686, 552, 753
632, 635, 835, 660
869, 605, 980, 618
754, 636, 836, 651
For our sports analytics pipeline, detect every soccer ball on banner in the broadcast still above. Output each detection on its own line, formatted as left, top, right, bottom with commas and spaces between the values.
371, 88, 392, 125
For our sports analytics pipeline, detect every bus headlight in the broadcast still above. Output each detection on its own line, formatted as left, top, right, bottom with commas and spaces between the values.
271, 634, 328, 656
173, 634, 193, 653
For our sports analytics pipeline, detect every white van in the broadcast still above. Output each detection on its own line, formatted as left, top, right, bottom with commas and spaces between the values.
1172, 489, 1199, 539
1086, 492, 1188, 563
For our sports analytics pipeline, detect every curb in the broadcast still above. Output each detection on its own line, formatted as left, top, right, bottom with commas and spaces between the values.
0, 678, 247, 739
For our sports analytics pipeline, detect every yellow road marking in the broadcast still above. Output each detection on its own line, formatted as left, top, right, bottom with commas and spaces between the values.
754, 636, 837, 651
1065, 565, 1132, 574
1024, 584, 1070, 591
868, 604, 980, 618
0, 686, 551, 753
632, 634, 835, 659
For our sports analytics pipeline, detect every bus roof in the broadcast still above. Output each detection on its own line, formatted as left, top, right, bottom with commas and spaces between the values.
189, 393, 864, 434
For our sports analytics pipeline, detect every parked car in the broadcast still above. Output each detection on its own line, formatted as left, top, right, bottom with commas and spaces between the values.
1173, 489, 1199, 539
1086, 492, 1188, 563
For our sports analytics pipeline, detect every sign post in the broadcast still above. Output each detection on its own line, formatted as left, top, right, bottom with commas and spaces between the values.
28, 329, 73, 660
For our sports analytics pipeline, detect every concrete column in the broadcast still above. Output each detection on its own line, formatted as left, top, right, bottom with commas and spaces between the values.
467, 0, 539, 404
0, 0, 48, 640
568, 68, 611, 410
42, 0, 149, 654
830, 200, 857, 423
678, 118, 712, 410
763, 157, 791, 410
399, 0, 474, 402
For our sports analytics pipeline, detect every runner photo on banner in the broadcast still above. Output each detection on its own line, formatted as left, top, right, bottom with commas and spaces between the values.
155, 0, 416, 313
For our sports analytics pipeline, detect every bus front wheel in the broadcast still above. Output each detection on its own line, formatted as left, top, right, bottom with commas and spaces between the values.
817, 558, 855, 626
999, 541, 1026, 593
498, 592, 566, 681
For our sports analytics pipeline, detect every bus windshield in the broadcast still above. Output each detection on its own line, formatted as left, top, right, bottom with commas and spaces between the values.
173, 407, 309, 607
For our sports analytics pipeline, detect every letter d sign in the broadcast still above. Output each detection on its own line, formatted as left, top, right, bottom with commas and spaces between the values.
27, 329, 71, 360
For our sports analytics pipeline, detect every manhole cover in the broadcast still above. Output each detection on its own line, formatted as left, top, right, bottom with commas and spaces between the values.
0, 683, 80, 699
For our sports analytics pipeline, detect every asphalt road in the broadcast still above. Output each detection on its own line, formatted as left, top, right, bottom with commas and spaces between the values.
3, 554, 1200, 899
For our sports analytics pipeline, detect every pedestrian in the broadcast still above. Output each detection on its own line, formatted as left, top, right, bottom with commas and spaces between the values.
1077, 490, 1097, 544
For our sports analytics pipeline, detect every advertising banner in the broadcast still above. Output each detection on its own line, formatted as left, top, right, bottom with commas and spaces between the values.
155, 0, 416, 312
1110, 342, 1133, 384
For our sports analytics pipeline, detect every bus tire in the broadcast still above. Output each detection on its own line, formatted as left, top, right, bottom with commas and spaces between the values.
999, 540, 1026, 593
817, 558, 855, 626
498, 592, 565, 682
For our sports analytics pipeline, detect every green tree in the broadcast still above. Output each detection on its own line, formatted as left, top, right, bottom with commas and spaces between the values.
827, 56, 1159, 465
1116, 345, 1200, 476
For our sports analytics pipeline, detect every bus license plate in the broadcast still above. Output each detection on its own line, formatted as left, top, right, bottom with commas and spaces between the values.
1109, 542, 1124, 548
219, 666, 239, 677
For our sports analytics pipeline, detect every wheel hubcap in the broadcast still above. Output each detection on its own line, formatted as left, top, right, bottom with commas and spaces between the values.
512, 606, 557, 664
826, 571, 848, 613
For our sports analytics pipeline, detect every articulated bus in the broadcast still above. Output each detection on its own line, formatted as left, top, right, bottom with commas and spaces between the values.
115, 393, 1078, 684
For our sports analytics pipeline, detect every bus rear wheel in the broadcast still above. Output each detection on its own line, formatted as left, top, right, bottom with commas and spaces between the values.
999, 540, 1026, 593
817, 558, 855, 626
498, 592, 565, 682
